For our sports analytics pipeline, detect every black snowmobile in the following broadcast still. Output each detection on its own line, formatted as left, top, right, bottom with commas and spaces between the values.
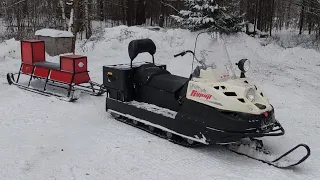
103, 33, 310, 168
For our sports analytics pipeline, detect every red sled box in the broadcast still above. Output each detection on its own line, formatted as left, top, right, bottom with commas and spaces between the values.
60, 55, 88, 73
21, 40, 45, 64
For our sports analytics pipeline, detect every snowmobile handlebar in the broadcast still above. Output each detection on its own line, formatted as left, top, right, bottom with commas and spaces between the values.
174, 50, 207, 69
174, 50, 195, 58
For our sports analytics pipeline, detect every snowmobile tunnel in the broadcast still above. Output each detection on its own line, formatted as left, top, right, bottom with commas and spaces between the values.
128, 38, 156, 68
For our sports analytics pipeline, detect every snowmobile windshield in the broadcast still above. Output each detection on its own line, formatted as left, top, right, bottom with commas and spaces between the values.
192, 32, 237, 80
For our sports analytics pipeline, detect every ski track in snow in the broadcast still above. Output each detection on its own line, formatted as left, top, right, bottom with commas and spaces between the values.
0, 26, 319, 180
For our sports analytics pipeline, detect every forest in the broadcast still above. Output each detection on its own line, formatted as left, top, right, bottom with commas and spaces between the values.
0, 0, 320, 41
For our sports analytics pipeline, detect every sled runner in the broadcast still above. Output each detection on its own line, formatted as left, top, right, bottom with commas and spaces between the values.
103, 33, 310, 168
7, 40, 105, 101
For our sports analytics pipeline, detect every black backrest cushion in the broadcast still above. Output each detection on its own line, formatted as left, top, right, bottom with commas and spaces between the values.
128, 38, 156, 61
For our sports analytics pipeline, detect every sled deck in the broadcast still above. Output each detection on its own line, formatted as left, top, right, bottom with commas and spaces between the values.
7, 40, 105, 101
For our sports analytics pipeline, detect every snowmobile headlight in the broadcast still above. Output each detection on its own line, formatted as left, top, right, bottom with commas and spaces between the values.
246, 88, 255, 102
237, 59, 251, 72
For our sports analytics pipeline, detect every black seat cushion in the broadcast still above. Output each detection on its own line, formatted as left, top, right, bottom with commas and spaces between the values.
148, 74, 189, 93
134, 63, 170, 84
34, 61, 60, 70
134, 63, 188, 93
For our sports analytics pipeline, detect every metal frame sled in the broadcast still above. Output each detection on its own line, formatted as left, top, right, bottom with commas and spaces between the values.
6, 40, 105, 102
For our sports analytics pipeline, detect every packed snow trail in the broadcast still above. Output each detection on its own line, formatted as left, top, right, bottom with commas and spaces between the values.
0, 26, 319, 180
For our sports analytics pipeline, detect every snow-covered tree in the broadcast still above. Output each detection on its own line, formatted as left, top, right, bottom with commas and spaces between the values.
171, 0, 245, 34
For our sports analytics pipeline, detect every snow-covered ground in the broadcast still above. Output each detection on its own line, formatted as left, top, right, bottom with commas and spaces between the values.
0, 26, 319, 180
268, 28, 320, 51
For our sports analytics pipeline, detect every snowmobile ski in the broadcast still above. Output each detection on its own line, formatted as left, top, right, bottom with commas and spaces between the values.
7, 73, 80, 102
226, 139, 311, 168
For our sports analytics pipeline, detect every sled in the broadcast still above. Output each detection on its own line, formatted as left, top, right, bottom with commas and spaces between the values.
7, 40, 105, 101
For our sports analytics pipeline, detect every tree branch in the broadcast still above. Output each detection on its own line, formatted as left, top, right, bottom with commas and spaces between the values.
160, 0, 179, 13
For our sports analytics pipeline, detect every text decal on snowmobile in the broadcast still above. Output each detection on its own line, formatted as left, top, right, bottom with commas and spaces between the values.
190, 90, 212, 100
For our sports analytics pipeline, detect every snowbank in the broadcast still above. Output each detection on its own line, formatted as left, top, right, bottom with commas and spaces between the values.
35, 28, 74, 38
266, 28, 320, 51
0, 38, 21, 62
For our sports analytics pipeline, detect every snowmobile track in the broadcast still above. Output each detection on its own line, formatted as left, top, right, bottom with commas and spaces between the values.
111, 113, 203, 148
110, 112, 311, 169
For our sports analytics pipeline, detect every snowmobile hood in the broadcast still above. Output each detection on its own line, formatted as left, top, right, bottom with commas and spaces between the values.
187, 77, 272, 115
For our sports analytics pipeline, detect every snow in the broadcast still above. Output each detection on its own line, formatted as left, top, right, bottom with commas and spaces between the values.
128, 101, 178, 119
0, 25, 320, 179
35, 28, 74, 38
266, 28, 320, 51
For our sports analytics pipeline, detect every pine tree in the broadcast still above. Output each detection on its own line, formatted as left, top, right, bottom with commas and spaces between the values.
171, 0, 245, 34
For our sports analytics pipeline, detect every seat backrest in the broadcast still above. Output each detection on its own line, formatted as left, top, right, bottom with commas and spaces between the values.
128, 38, 156, 66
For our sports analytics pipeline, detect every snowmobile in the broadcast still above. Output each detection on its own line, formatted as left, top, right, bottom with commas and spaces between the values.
103, 32, 310, 168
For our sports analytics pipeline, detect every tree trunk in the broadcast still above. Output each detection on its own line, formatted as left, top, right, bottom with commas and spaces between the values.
254, 0, 259, 33
286, 0, 292, 29
136, 0, 146, 25
257, 0, 262, 31
85, 0, 92, 39
121, 0, 126, 24
126, 0, 135, 26
307, 0, 313, 35
99, 0, 104, 21
59, 0, 67, 30
68, 0, 75, 32
269, 0, 275, 36
299, 0, 305, 35
159, 0, 166, 27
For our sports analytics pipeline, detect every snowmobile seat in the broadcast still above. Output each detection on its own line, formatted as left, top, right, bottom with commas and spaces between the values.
148, 74, 189, 93
134, 63, 188, 93
34, 61, 60, 70
134, 63, 170, 84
